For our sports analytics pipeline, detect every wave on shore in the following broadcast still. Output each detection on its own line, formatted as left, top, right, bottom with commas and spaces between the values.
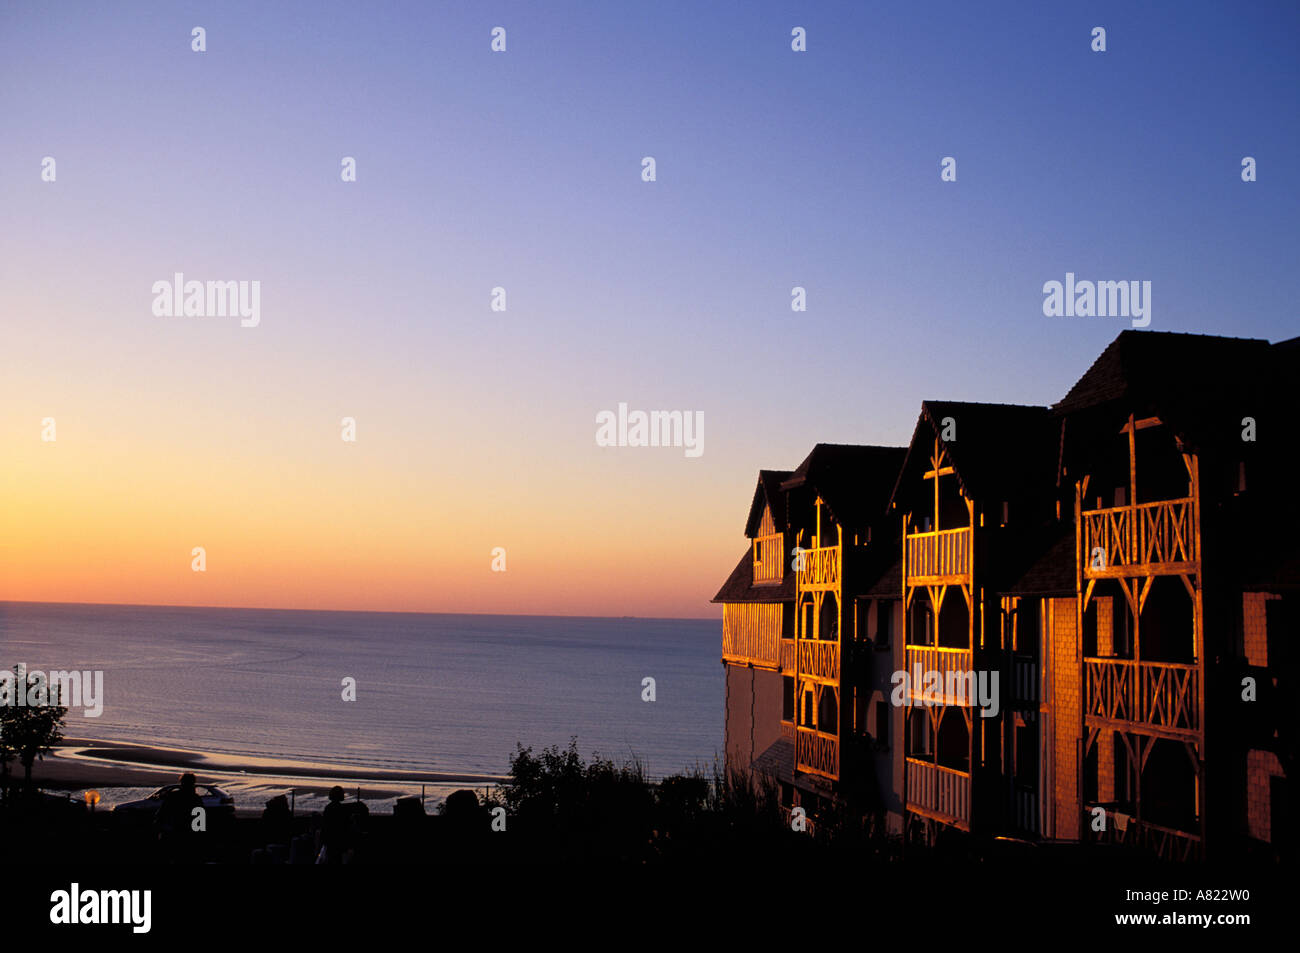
37, 739, 506, 815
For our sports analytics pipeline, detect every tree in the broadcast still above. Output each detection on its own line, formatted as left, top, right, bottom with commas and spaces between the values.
0, 667, 68, 793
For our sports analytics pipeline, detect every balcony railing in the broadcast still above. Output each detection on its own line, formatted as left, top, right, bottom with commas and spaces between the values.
795, 727, 839, 778
905, 527, 971, 584
1081, 497, 1197, 578
721, 603, 782, 668
798, 639, 840, 682
1014, 788, 1039, 835
753, 532, 784, 585
1014, 655, 1038, 706
903, 645, 975, 705
1084, 658, 1199, 736
906, 758, 971, 828
780, 638, 795, 674
1084, 805, 1202, 861
796, 544, 840, 591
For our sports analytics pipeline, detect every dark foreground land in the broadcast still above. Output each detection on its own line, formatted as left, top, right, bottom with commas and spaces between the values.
0, 740, 1283, 941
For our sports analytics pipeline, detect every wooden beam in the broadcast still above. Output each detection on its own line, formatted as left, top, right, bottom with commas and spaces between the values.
1128, 413, 1138, 509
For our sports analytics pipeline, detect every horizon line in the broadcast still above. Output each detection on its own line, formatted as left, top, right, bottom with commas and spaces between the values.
0, 598, 717, 624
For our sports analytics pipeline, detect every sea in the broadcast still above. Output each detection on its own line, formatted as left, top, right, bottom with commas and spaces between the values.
0, 602, 722, 811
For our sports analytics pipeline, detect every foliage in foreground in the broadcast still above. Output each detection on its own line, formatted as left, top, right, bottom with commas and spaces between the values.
485, 738, 837, 863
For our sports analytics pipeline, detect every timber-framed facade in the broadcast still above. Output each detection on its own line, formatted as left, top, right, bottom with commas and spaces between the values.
713, 330, 1298, 861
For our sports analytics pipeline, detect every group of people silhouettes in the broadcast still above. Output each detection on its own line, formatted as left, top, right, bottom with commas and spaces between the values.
154, 774, 370, 864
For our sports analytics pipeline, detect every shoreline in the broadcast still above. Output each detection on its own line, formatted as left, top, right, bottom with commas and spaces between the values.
25, 739, 506, 810
56, 738, 504, 785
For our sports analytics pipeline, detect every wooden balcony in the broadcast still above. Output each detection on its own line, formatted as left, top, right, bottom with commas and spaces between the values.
780, 638, 795, 674
1014, 655, 1038, 706
1084, 657, 1199, 739
795, 727, 839, 779
905, 527, 971, 586
1081, 497, 1197, 579
903, 645, 974, 705
752, 532, 784, 585
1085, 805, 1202, 861
721, 603, 782, 668
906, 758, 971, 829
797, 638, 840, 682
796, 544, 840, 592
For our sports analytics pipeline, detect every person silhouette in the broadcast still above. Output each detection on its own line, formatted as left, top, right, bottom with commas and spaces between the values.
317, 786, 349, 864
262, 793, 293, 848
155, 773, 204, 863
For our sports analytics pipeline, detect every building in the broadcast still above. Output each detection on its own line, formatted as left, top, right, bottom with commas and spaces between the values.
713, 330, 1298, 860
714, 446, 907, 835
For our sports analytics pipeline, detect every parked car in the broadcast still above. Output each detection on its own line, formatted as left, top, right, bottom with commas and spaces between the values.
114, 783, 235, 820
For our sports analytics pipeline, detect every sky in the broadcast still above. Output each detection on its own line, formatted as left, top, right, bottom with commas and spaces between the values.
1, 1, 1297, 617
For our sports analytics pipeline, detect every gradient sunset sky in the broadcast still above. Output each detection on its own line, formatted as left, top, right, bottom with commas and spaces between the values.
2, 1, 1297, 617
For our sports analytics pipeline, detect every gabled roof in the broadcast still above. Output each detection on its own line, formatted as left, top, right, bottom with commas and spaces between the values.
889, 401, 1056, 509
1053, 331, 1272, 452
780, 444, 907, 531
711, 546, 796, 604
743, 469, 794, 538
751, 737, 795, 786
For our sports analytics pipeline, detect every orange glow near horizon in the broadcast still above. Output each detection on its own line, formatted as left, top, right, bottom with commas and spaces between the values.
1, 365, 743, 619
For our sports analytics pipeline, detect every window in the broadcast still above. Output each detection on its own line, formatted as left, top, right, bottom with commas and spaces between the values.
910, 600, 934, 646
876, 599, 893, 647
1021, 599, 1041, 656
782, 677, 795, 721
874, 701, 890, 748
1015, 721, 1037, 786
907, 710, 932, 757
817, 689, 838, 734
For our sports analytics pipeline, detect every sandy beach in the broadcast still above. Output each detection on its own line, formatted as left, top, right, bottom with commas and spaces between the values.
29, 739, 506, 814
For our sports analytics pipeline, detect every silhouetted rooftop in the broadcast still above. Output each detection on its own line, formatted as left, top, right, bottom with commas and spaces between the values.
711, 547, 795, 603
743, 469, 794, 538
781, 444, 907, 530
890, 401, 1056, 509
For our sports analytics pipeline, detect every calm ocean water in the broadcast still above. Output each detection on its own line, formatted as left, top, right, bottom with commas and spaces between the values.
0, 602, 723, 781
